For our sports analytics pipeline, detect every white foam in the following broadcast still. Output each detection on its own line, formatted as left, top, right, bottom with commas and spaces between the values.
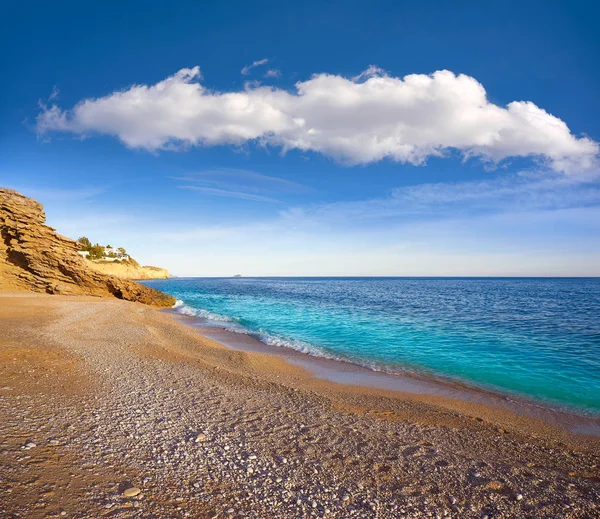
173, 300, 232, 322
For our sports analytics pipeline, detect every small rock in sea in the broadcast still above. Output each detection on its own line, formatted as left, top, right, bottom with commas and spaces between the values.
123, 487, 141, 497
516, 493, 523, 501
194, 433, 207, 443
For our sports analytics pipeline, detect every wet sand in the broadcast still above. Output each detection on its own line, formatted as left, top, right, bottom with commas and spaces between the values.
1, 293, 599, 518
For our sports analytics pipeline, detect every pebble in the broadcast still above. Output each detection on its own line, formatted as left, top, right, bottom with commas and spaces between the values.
194, 433, 207, 443
516, 493, 524, 501
122, 487, 141, 497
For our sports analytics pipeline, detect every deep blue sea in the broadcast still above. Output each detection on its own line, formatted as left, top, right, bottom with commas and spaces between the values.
143, 277, 600, 415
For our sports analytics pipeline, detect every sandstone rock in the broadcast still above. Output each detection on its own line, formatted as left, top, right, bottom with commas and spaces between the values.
0, 188, 175, 307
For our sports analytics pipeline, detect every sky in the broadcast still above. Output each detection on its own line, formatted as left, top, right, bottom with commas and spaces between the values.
1, 0, 600, 276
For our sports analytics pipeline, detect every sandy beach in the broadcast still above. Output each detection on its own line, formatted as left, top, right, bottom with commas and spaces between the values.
1, 293, 599, 519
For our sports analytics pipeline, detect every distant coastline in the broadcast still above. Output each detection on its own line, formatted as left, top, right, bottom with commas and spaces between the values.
86, 260, 170, 280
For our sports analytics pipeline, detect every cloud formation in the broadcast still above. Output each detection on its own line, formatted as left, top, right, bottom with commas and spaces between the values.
37, 66, 599, 174
241, 58, 268, 75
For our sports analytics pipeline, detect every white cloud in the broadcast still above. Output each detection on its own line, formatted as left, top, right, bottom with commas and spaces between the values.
241, 58, 268, 75
264, 69, 281, 78
37, 66, 599, 174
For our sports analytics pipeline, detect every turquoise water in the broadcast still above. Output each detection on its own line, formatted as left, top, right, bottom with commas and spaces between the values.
143, 277, 600, 414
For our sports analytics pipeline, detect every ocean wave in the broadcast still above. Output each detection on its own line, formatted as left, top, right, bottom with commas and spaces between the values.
257, 329, 326, 356
173, 300, 233, 322
172, 300, 404, 373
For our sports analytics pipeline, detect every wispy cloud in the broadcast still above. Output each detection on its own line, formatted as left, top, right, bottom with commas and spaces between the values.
264, 69, 281, 78
49, 85, 59, 101
279, 171, 600, 226
178, 185, 281, 203
6, 185, 106, 202
241, 58, 268, 75
173, 168, 310, 203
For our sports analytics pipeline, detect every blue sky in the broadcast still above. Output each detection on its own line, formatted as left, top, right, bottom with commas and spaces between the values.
1, 0, 599, 276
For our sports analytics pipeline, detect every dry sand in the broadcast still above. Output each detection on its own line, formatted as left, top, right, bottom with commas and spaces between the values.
0, 293, 599, 518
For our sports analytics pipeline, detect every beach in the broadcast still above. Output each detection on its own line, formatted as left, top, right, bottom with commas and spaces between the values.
1, 293, 599, 519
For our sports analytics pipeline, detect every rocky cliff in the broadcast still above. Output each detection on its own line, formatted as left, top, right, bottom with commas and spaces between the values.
0, 188, 175, 307
87, 261, 170, 280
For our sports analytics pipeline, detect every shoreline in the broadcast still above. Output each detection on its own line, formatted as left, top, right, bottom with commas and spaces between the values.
2, 293, 599, 518
165, 308, 600, 439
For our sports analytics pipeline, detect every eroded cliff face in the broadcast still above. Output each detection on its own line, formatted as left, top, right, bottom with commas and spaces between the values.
87, 261, 170, 280
0, 188, 175, 307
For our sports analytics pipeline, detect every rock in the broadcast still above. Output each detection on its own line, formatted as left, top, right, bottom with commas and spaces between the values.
25, 442, 37, 449
516, 493, 523, 501
194, 433, 207, 443
122, 487, 141, 497
0, 188, 175, 307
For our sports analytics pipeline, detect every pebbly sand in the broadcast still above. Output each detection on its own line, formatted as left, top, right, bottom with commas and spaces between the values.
0, 293, 599, 518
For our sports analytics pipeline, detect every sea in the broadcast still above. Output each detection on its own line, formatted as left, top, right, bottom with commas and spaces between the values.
142, 277, 600, 415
